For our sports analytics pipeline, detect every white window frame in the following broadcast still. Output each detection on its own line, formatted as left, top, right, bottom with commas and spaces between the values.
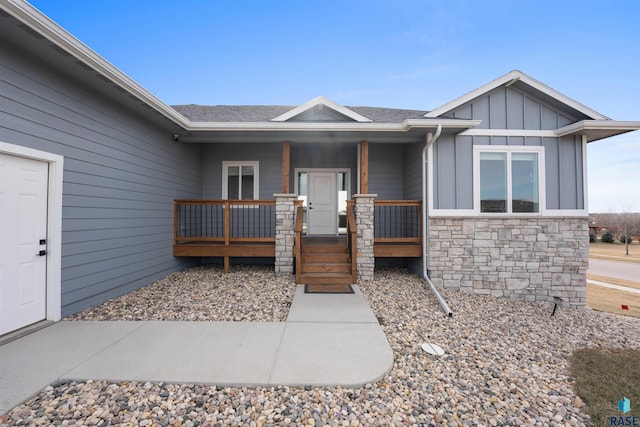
473, 145, 546, 216
222, 161, 259, 200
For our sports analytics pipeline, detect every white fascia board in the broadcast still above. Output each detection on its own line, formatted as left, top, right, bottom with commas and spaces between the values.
2, 0, 191, 129
271, 96, 373, 123
402, 118, 481, 130
425, 70, 610, 121
188, 122, 401, 131
187, 119, 481, 132
555, 120, 640, 136
425, 71, 522, 118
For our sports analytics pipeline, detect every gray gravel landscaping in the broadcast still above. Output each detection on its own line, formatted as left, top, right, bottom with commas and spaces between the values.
67, 265, 296, 322
3, 265, 640, 426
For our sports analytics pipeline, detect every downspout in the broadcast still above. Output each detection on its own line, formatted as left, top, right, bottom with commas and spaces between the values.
422, 125, 453, 317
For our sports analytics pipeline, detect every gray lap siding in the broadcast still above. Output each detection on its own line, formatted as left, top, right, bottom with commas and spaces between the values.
0, 43, 203, 316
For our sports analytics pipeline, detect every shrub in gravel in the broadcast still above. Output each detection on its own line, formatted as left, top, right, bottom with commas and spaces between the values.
620, 235, 633, 244
601, 230, 615, 243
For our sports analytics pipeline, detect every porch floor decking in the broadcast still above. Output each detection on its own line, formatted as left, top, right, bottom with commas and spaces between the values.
173, 240, 422, 259
374, 242, 422, 257
173, 241, 275, 257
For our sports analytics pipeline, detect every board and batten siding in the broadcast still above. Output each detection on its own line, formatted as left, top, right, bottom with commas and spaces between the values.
0, 43, 203, 316
448, 86, 580, 129
432, 85, 587, 211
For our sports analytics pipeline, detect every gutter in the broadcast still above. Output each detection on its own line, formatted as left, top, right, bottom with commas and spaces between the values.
422, 125, 453, 317
186, 118, 481, 132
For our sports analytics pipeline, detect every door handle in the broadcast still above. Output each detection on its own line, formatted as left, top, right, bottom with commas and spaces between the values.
37, 250, 47, 256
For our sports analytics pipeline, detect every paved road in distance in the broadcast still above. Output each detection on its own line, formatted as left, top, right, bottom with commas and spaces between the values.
588, 258, 640, 283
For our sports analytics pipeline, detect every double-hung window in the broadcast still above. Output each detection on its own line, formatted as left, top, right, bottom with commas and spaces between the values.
474, 146, 544, 214
222, 161, 259, 200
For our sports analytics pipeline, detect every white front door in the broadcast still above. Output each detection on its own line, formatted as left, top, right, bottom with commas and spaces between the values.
0, 153, 49, 336
308, 172, 337, 235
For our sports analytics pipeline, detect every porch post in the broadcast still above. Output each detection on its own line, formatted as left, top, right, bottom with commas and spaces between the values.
354, 193, 377, 282
274, 193, 297, 275
282, 141, 290, 193
360, 141, 369, 194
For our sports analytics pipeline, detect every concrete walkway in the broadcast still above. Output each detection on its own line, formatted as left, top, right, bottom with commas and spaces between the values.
0, 285, 393, 415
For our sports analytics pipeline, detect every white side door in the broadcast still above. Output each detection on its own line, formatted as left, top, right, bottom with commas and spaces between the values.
308, 172, 337, 235
0, 153, 48, 336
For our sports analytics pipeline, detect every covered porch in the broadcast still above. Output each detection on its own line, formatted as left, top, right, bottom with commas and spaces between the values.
171, 99, 477, 281
172, 196, 424, 281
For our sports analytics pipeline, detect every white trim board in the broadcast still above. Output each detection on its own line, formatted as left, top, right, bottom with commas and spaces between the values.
472, 145, 546, 216
427, 211, 589, 219
582, 135, 589, 213
458, 129, 557, 137
271, 96, 372, 123
0, 141, 63, 324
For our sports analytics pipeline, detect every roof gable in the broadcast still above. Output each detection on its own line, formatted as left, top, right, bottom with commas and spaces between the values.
425, 70, 610, 121
271, 96, 373, 123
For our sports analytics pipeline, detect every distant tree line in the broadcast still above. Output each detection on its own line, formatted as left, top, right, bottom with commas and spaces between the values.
589, 211, 640, 255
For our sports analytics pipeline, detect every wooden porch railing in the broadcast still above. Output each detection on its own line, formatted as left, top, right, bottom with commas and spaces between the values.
346, 200, 357, 281
373, 200, 422, 257
173, 199, 276, 272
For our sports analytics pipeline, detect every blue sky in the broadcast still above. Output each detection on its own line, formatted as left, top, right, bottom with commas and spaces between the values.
28, 0, 640, 212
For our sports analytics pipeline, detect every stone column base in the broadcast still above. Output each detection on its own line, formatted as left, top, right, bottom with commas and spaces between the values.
354, 194, 377, 282
274, 194, 297, 275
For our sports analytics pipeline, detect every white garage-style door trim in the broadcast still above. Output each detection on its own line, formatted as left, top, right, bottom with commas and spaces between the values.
0, 141, 63, 334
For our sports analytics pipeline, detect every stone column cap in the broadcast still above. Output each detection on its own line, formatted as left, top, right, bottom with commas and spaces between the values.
273, 193, 298, 198
353, 194, 378, 199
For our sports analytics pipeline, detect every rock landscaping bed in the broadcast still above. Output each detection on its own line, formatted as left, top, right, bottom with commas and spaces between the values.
3, 266, 640, 426
67, 265, 296, 322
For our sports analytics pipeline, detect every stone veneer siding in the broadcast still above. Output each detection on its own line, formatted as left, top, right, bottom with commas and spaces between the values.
274, 194, 297, 275
428, 217, 588, 307
354, 194, 376, 282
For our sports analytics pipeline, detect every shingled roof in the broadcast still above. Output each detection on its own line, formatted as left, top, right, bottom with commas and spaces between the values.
171, 104, 429, 123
